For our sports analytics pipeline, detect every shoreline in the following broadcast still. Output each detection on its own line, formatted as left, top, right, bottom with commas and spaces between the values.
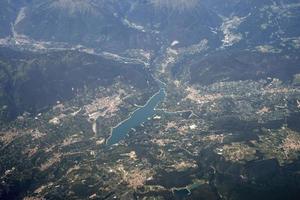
106, 87, 165, 145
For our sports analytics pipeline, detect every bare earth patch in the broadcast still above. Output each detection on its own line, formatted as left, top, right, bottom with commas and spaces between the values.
0, 130, 19, 145
171, 160, 197, 171
217, 143, 257, 163
39, 153, 61, 171
281, 132, 300, 159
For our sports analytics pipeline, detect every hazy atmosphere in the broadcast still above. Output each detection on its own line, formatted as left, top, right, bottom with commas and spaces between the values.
0, 0, 300, 199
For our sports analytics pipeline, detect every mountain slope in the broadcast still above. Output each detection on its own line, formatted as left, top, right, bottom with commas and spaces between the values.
0, 47, 155, 121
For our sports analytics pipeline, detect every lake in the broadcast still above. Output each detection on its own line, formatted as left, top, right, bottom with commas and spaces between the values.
106, 87, 166, 145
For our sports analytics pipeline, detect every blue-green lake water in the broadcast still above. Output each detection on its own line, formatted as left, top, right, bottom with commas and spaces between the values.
106, 87, 166, 145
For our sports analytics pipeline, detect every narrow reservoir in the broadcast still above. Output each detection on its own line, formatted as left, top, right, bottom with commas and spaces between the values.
106, 87, 166, 145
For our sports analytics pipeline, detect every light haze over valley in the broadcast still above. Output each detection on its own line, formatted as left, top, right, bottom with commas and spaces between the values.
0, 0, 300, 199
